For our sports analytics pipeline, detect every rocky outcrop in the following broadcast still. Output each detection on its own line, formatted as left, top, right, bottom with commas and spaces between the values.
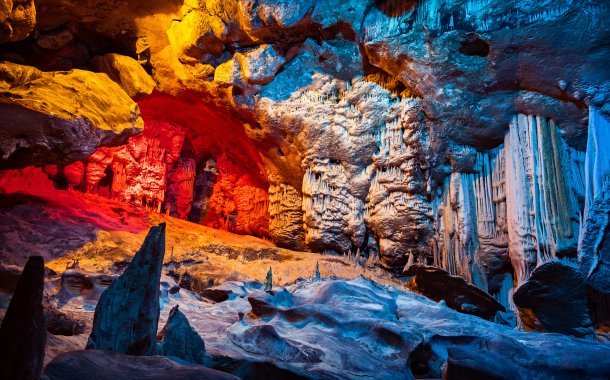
513, 261, 595, 339
0, 0, 35, 44
86, 223, 166, 356
0, 256, 46, 380
404, 264, 505, 321
0, 62, 143, 169
41, 350, 239, 380
205, 280, 263, 303
91, 53, 156, 98
156, 305, 206, 365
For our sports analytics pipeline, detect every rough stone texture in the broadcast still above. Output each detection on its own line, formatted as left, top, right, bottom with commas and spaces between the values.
214, 44, 285, 90
156, 304, 206, 365
513, 261, 595, 339
91, 53, 156, 98
41, 350, 239, 380
0, 0, 35, 44
0, 256, 46, 380
579, 106, 610, 293
44, 305, 86, 336
86, 223, 166, 356
174, 277, 610, 380
403, 264, 505, 321
54, 269, 117, 312
36, 28, 73, 50
0, 62, 144, 169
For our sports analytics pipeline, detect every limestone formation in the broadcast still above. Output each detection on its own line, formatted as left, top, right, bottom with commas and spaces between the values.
86, 223, 166, 356
0, 62, 144, 169
0, 0, 35, 44
156, 305, 206, 365
513, 261, 595, 339
91, 54, 156, 98
0, 256, 46, 380
404, 264, 505, 321
36, 28, 73, 50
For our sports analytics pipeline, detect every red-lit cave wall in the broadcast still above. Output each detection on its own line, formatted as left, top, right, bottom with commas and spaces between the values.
0, 92, 271, 239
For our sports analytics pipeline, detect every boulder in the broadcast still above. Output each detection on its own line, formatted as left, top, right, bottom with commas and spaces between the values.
0, 256, 46, 380
55, 269, 118, 311
513, 261, 595, 339
44, 305, 86, 336
0, 62, 143, 170
91, 53, 156, 98
36, 28, 73, 50
403, 264, 505, 320
41, 350, 239, 380
156, 305, 206, 365
86, 223, 166, 356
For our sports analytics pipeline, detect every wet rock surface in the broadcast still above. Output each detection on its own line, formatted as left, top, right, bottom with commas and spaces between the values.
41, 350, 239, 380
0, 256, 46, 380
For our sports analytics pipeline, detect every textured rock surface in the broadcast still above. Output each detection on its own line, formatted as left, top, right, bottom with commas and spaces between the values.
41, 350, 239, 380
91, 53, 156, 98
0, 0, 35, 44
0, 62, 143, 169
156, 304, 206, 365
513, 261, 595, 339
0, 256, 46, 380
86, 223, 166, 356
172, 277, 610, 380
404, 264, 505, 321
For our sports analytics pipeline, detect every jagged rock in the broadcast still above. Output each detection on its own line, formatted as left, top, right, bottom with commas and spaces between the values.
0, 256, 46, 380
513, 261, 595, 339
41, 350, 239, 380
0, 62, 143, 169
0, 0, 35, 44
156, 305, 206, 365
86, 223, 166, 356
36, 28, 73, 50
44, 305, 86, 336
403, 264, 505, 320
214, 44, 285, 90
91, 53, 156, 98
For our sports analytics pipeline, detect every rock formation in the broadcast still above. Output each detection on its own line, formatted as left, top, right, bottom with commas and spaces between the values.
156, 305, 206, 365
0, 62, 143, 169
0, 256, 46, 380
0, 0, 609, 376
41, 350, 239, 380
86, 223, 166, 355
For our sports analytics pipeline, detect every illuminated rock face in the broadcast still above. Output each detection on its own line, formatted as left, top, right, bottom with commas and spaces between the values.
1, 0, 610, 345
0, 62, 143, 170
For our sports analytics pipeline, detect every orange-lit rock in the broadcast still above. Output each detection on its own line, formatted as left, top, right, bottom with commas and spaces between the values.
0, 62, 143, 170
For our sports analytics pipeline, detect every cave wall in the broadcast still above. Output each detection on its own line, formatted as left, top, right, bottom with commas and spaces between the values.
1, 0, 610, 337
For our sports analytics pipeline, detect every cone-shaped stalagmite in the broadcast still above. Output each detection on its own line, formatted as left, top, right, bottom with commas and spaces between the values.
156, 304, 206, 365
0, 256, 46, 380
86, 223, 166, 355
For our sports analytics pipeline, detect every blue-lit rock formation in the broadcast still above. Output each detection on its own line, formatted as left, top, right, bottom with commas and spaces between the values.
86, 223, 167, 355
